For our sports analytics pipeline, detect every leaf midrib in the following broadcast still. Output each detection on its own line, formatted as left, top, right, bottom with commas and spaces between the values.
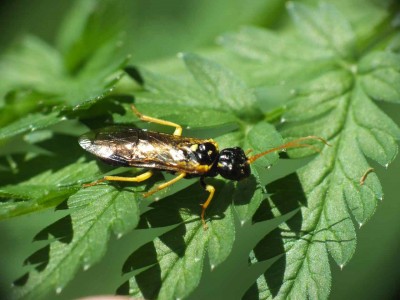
282, 81, 355, 298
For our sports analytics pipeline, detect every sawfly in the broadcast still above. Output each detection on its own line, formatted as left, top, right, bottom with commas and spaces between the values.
79, 104, 327, 229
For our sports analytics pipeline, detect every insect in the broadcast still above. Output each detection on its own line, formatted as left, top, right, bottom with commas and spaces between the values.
79, 105, 327, 229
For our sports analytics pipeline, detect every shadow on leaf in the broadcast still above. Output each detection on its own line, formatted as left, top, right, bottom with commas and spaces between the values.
14, 214, 73, 288
0, 134, 84, 185
246, 172, 306, 298
33, 214, 73, 243
119, 179, 231, 299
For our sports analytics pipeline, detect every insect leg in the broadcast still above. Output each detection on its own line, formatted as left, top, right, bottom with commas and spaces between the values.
144, 172, 186, 197
83, 170, 153, 187
131, 104, 182, 136
200, 177, 215, 230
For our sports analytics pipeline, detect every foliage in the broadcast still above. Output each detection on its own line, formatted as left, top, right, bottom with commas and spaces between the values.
0, 0, 399, 299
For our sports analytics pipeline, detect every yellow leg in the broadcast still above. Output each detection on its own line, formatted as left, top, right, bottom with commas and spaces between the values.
131, 104, 182, 136
83, 170, 153, 187
200, 184, 215, 230
144, 172, 186, 198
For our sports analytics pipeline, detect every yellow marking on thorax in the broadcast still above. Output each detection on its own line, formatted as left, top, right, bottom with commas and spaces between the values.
195, 164, 211, 173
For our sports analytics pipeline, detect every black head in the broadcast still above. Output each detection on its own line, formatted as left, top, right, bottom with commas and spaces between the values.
217, 147, 251, 181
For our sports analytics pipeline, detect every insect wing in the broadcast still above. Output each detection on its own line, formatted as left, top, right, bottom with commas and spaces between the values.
79, 126, 142, 167
79, 126, 209, 174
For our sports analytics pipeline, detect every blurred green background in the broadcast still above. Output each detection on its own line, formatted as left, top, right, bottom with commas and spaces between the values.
0, 0, 399, 299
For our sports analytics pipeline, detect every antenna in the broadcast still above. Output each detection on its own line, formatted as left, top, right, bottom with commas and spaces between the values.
247, 136, 330, 164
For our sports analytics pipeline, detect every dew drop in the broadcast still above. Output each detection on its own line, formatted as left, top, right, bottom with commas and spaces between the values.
194, 257, 201, 262
117, 233, 123, 239
83, 264, 91, 271
155, 197, 160, 201
210, 264, 216, 271
280, 117, 286, 123
266, 165, 272, 169
240, 220, 246, 227
60, 116, 67, 121
186, 126, 191, 130
358, 222, 363, 229
379, 195, 384, 201
56, 286, 63, 294
129, 288, 135, 294
339, 264, 344, 270
384, 163, 389, 169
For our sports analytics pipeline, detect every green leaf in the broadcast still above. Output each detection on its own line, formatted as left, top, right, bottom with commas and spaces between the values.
129, 53, 264, 124
222, 3, 400, 299
14, 185, 140, 299
182, 53, 262, 119
131, 67, 215, 109
219, 26, 338, 91
0, 0, 130, 144
123, 182, 235, 300
220, 26, 326, 62
287, 2, 356, 59
3, 44, 284, 298
118, 55, 284, 299
0, 111, 61, 142
0, 34, 127, 142
113, 102, 238, 130
4, 1, 399, 299
359, 51, 400, 103
0, 90, 60, 128
57, 0, 128, 73
126, 55, 275, 130
233, 122, 283, 224
0, 36, 65, 101
0, 160, 99, 220
233, 169, 264, 226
